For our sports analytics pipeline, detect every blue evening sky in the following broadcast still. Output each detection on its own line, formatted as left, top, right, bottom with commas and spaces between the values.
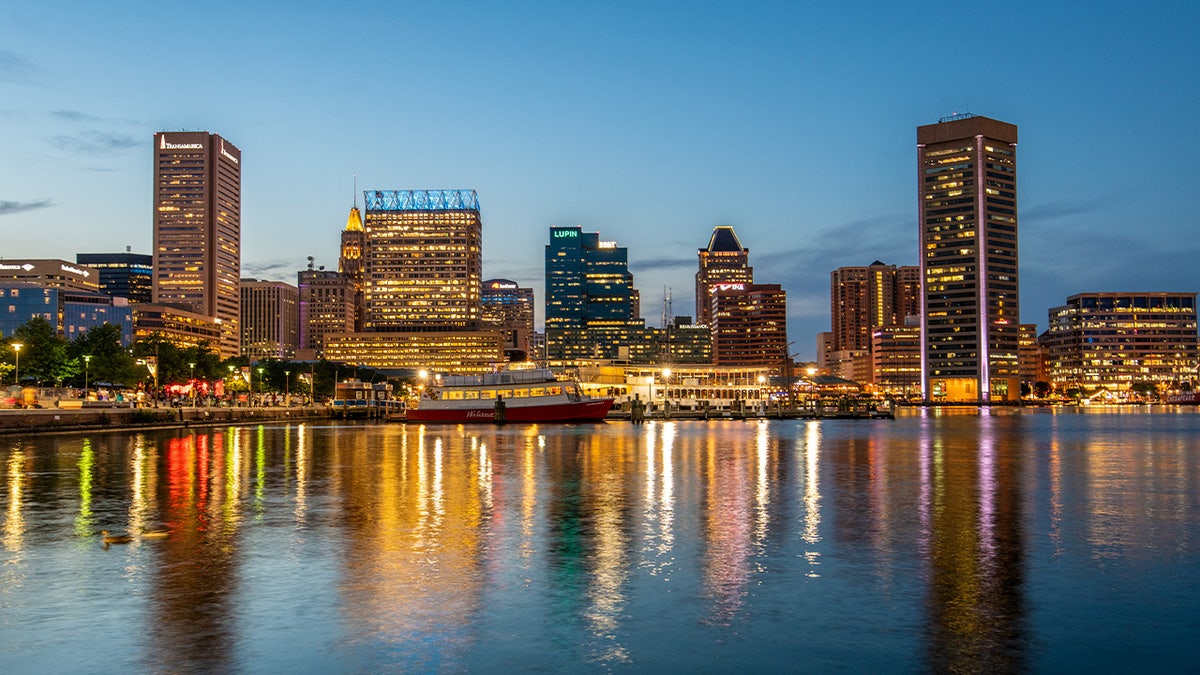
2, 1, 1197, 359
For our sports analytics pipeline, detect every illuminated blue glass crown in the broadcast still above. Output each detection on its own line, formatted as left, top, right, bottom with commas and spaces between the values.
364, 189, 479, 212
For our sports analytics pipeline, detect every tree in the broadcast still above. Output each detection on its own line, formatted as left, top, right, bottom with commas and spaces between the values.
1034, 381, 1052, 398
69, 323, 140, 387
12, 317, 71, 385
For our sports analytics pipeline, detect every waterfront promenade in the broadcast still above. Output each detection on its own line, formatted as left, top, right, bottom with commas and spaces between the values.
0, 403, 331, 435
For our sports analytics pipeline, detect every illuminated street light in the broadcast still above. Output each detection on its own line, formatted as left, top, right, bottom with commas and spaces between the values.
83, 355, 92, 394
189, 362, 196, 407
284, 370, 290, 404
12, 343, 22, 385
257, 367, 265, 406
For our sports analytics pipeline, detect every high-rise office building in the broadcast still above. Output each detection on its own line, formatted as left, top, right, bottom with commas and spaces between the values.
545, 226, 656, 362
363, 189, 481, 331
339, 197, 366, 331
709, 283, 787, 367
695, 226, 753, 326
1043, 293, 1198, 392
240, 279, 300, 359
76, 251, 153, 304
298, 269, 356, 359
482, 279, 535, 361
829, 261, 920, 353
918, 114, 1019, 402
326, 189, 501, 372
152, 131, 242, 357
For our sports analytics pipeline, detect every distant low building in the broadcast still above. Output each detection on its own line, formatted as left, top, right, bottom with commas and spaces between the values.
1043, 292, 1198, 392
76, 251, 152, 304
0, 282, 133, 345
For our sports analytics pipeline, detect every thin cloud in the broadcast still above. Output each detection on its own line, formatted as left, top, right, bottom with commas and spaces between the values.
50, 109, 104, 122
51, 131, 141, 155
0, 199, 52, 216
1021, 200, 1102, 222
630, 255, 694, 272
0, 50, 42, 84
242, 260, 301, 281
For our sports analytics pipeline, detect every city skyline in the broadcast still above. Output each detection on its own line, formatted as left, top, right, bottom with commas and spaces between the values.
2, 2, 1198, 359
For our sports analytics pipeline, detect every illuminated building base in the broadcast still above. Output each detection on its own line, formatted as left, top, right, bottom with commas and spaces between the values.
323, 331, 504, 374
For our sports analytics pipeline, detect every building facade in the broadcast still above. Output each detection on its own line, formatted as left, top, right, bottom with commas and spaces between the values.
710, 283, 787, 367
339, 201, 366, 331
132, 304, 221, 349
482, 278, 535, 362
152, 131, 242, 357
297, 269, 356, 359
664, 316, 714, 364
0, 283, 133, 345
871, 324, 921, 396
545, 226, 656, 361
1043, 293, 1198, 392
240, 279, 300, 359
76, 252, 153, 304
830, 261, 920, 353
363, 189, 481, 331
695, 226, 753, 327
918, 114, 1020, 402
0, 259, 100, 292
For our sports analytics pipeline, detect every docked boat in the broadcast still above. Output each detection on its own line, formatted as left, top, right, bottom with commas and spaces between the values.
1164, 392, 1200, 404
407, 367, 613, 423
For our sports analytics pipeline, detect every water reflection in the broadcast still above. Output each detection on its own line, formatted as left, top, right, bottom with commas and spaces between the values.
1, 410, 1199, 672
920, 410, 1026, 674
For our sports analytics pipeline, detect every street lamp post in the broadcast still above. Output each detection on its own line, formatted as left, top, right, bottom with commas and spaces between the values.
83, 355, 92, 396
12, 343, 22, 385
257, 367, 264, 406
758, 374, 766, 416
284, 370, 290, 406
662, 367, 672, 419
189, 362, 196, 407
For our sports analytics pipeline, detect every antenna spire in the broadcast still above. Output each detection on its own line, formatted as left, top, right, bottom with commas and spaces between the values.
352, 174, 358, 208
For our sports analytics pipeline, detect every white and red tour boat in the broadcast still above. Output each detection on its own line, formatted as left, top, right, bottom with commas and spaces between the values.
407, 367, 613, 423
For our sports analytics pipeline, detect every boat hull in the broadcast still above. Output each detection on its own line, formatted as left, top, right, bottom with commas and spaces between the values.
407, 398, 614, 423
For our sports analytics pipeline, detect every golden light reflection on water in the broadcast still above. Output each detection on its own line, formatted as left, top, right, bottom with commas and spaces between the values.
802, 421, 822, 577
3, 449, 26, 554
2, 411, 1199, 671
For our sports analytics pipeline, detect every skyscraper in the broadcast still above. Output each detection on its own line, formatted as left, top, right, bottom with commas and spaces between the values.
363, 189, 481, 331
545, 226, 656, 361
709, 283, 787, 367
918, 114, 1019, 402
695, 226, 753, 326
339, 194, 366, 331
482, 279, 535, 361
152, 131, 242, 357
829, 261, 919, 354
322, 189, 502, 374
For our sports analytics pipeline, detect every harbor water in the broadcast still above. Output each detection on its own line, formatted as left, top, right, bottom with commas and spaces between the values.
2, 407, 1199, 672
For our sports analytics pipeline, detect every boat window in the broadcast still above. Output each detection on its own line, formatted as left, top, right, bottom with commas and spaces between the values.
529, 387, 544, 397
480, 390, 496, 399
464, 391, 479, 400
497, 389, 513, 398
445, 391, 463, 400
548, 386, 562, 396
513, 388, 529, 397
